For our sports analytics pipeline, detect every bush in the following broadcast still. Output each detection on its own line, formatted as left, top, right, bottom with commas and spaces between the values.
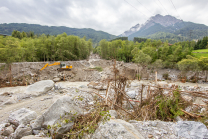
156, 90, 184, 120
162, 73, 169, 80
89, 66, 103, 72
139, 89, 191, 121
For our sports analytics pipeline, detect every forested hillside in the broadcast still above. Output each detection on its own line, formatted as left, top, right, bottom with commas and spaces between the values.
0, 23, 117, 43
146, 32, 186, 44
0, 32, 93, 63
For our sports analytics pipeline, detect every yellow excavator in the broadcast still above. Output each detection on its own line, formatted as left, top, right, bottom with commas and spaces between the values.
40, 62, 72, 72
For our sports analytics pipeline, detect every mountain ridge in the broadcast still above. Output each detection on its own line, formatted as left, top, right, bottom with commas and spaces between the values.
0, 23, 117, 43
121, 14, 208, 42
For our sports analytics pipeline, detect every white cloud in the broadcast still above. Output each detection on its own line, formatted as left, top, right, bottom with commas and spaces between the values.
0, 0, 207, 35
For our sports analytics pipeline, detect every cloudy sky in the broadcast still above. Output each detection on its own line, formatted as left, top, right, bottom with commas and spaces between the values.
0, 0, 208, 35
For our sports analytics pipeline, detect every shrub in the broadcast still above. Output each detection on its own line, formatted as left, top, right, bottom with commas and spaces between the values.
156, 90, 184, 120
89, 66, 103, 72
162, 73, 169, 80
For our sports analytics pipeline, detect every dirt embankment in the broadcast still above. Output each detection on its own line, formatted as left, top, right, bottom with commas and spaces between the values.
0, 56, 207, 88
0, 59, 138, 87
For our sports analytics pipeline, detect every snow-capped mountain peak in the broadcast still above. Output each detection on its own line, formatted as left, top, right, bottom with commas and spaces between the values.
120, 14, 183, 37
121, 23, 140, 37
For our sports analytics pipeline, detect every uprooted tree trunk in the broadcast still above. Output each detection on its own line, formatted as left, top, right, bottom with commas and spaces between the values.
9, 64, 12, 86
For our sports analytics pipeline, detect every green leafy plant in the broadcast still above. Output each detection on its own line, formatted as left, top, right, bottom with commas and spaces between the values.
156, 90, 184, 120
89, 66, 103, 72
136, 74, 140, 80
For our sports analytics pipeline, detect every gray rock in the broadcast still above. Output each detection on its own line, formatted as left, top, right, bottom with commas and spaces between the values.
1, 125, 14, 136
175, 121, 208, 139
24, 80, 54, 96
131, 82, 139, 87
126, 90, 136, 99
154, 130, 161, 135
94, 85, 107, 90
150, 121, 157, 127
2, 96, 18, 105
130, 120, 177, 139
12, 124, 32, 139
8, 108, 37, 127
128, 120, 138, 123
87, 81, 107, 90
175, 116, 183, 122
57, 83, 66, 89
193, 97, 206, 105
53, 77, 61, 82
91, 119, 145, 139
0, 123, 7, 135
30, 116, 43, 130
54, 84, 58, 90
79, 85, 88, 88
109, 110, 118, 119
21, 135, 50, 139
201, 108, 206, 113
31, 96, 82, 137
32, 130, 40, 135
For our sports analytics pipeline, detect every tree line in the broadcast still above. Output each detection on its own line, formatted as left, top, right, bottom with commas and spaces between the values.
194, 36, 208, 50
95, 38, 208, 80
95, 39, 194, 68
0, 31, 93, 64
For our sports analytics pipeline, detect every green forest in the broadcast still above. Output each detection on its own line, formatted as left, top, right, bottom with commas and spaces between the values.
194, 36, 208, 50
146, 32, 187, 44
0, 31, 93, 63
94, 37, 208, 74
1, 29, 208, 74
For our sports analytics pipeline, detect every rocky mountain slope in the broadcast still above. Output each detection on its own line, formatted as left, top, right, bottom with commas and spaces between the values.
121, 14, 208, 42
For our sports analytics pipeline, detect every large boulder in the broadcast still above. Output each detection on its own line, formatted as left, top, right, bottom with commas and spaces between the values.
24, 80, 54, 96
91, 119, 144, 139
175, 121, 208, 138
1, 125, 14, 136
12, 124, 32, 139
31, 96, 83, 137
8, 108, 37, 127
130, 120, 177, 139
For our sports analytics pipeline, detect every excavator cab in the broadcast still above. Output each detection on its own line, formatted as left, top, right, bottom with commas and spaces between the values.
60, 63, 67, 68
58, 62, 72, 71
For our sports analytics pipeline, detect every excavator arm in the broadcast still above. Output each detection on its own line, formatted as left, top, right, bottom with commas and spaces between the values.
40, 63, 49, 71
40, 62, 60, 71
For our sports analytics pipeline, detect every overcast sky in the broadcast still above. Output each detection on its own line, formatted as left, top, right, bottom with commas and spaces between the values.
0, 0, 208, 35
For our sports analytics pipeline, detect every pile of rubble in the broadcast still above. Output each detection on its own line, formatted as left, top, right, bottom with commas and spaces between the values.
0, 79, 208, 139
